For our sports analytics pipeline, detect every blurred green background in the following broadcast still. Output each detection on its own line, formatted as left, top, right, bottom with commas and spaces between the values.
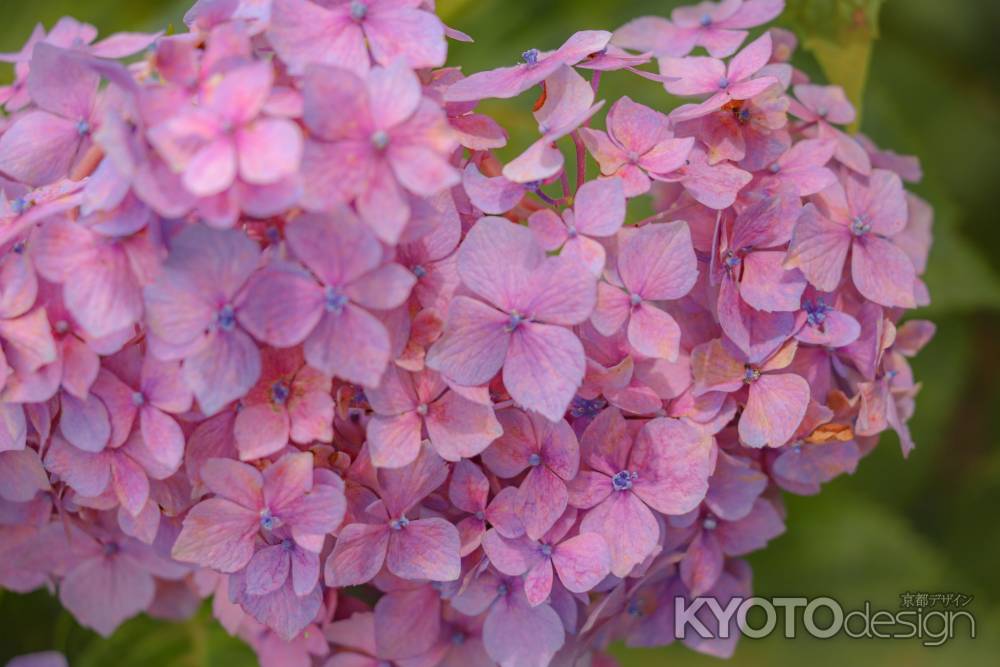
1, 0, 997, 665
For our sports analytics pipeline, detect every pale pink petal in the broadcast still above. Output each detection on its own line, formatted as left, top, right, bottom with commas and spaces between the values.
237, 118, 303, 185
366, 59, 422, 130
784, 204, 851, 292
304, 305, 391, 387
523, 558, 555, 606
238, 262, 324, 348
110, 453, 150, 516
681, 529, 724, 597
268, 0, 368, 76
503, 323, 585, 422
552, 532, 610, 593
580, 492, 659, 577
630, 417, 714, 514
59, 392, 110, 453
43, 435, 109, 497
200, 457, 263, 508
463, 164, 525, 215
386, 517, 461, 581
171, 498, 258, 572
324, 523, 389, 586
851, 235, 916, 308
368, 412, 423, 469
482, 589, 565, 667
528, 210, 569, 251
482, 530, 537, 576
457, 216, 543, 310
619, 221, 697, 300
739, 251, 807, 312
0, 112, 80, 187
245, 544, 291, 596
233, 402, 290, 461
521, 255, 597, 326
365, 6, 447, 71
740, 373, 810, 448
518, 465, 568, 541
426, 296, 510, 387
60, 556, 154, 637
183, 329, 261, 416
425, 390, 502, 461
627, 303, 682, 361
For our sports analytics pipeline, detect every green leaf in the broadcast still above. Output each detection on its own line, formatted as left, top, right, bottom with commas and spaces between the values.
781, 0, 887, 126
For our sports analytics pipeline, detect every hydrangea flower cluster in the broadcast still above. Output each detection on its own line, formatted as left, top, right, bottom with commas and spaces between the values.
0, 0, 935, 665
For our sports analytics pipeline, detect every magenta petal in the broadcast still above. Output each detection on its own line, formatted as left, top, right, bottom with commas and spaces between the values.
386, 517, 461, 582
238, 262, 324, 348
630, 417, 714, 515
43, 436, 110, 498
324, 523, 389, 587
110, 453, 150, 517
740, 373, 810, 448
523, 558, 555, 607
740, 251, 807, 312
551, 532, 611, 593
0, 449, 49, 502
618, 221, 697, 300
503, 323, 585, 423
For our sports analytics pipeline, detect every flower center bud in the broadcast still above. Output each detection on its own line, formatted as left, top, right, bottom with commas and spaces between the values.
699, 14, 712, 27
629, 292, 642, 307
11, 198, 29, 215
217, 303, 236, 331
350, 0, 367, 21
505, 311, 526, 332
539, 544, 553, 558
131, 391, 145, 407
850, 215, 871, 236
744, 366, 761, 384
76, 119, 91, 136
416, 403, 429, 416
371, 130, 390, 150
271, 381, 290, 405
282, 538, 295, 551
703, 516, 718, 531
528, 453, 542, 467
260, 509, 278, 531
769, 162, 781, 174
390, 517, 410, 531
324, 286, 349, 314
412, 264, 427, 278
612, 470, 636, 491
103, 542, 120, 557
451, 631, 466, 646
521, 48, 540, 66
717, 76, 729, 90
805, 298, 830, 327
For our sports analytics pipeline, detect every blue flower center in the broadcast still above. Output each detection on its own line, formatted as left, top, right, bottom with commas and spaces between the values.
271, 381, 290, 405
416, 403, 429, 416
804, 298, 830, 327
412, 265, 427, 279
282, 538, 295, 551
850, 215, 871, 236
718, 76, 729, 90
260, 509, 277, 531
451, 631, 467, 646
522, 49, 540, 66
744, 366, 761, 384
769, 162, 781, 174
570, 396, 607, 418
103, 542, 120, 557
76, 119, 91, 136
217, 304, 236, 331
629, 292, 643, 307
474, 510, 485, 521
324, 286, 349, 314
390, 517, 410, 531
131, 391, 145, 407
699, 14, 712, 27
12, 241, 25, 254
10, 198, 29, 215
612, 470, 636, 491
506, 311, 526, 332
702, 516, 718, 531
539, 544, 553, 558
350, 0, 367, 21
528, 453, 542, 467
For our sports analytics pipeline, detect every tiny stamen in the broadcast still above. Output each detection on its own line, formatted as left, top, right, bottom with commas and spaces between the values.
217, 304, 236, 331
612, 470, 636, 491
522, 48, 540, 66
